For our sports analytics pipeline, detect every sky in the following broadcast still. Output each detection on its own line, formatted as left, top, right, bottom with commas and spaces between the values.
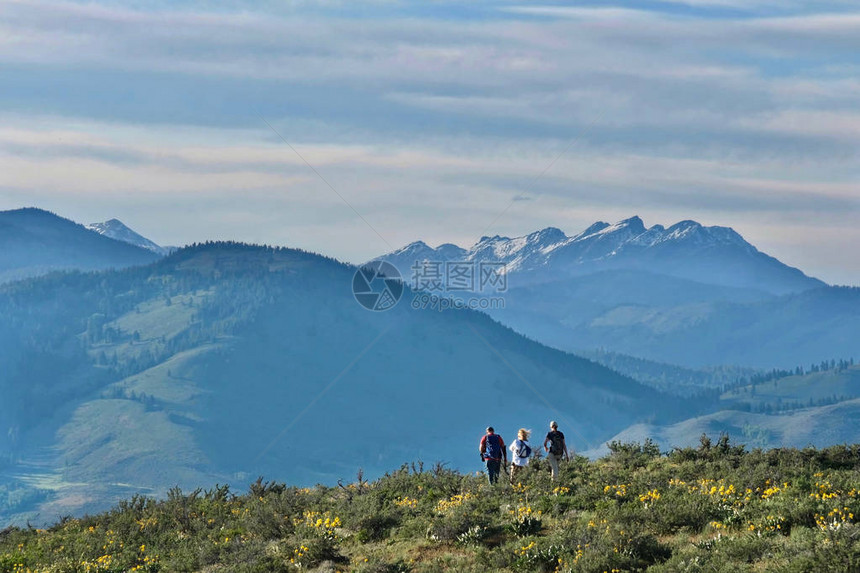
1, 0, 859, 284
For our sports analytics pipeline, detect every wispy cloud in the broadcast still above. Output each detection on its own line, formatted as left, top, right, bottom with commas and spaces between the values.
0, 0, 859, 283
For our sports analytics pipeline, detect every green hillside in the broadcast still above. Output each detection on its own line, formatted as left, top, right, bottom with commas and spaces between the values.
1, 243, 691, 525
2, 442, 859, 572
722, 363, 860, 413
598, 398, 860, 457
591, 362, 860, 456
579, 349, 756, 398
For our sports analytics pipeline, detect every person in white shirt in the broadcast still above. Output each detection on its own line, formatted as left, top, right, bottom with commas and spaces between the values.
509, 428, 532, 484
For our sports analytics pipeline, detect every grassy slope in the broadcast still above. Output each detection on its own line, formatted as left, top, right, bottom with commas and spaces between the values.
578, 349, 756, 397
2, 289, 226, 525
594, 398, 860, 456
1, 443, 859, 572
594, 365, 860, 456
721, 364, 860, 410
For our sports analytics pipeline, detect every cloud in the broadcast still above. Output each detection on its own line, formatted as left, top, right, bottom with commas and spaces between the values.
0, 0, 859, 283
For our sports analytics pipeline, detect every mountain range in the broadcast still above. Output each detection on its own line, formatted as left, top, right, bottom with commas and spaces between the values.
382, 216, 823, 295
377, 217, 858, 369
1, 207, 858, 526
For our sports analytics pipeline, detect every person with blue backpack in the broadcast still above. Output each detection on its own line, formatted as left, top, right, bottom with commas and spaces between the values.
509, 428, 532, 484
479, 426, 507, 484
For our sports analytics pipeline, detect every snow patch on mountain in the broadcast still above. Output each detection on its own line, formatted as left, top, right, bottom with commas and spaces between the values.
87, 219, 173, 256
376, 216, 824, 294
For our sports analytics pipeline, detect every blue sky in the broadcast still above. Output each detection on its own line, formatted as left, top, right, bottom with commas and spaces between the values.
1, 0, 859, 284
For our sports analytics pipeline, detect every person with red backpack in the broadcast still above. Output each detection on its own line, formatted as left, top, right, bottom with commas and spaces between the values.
479, 426, 507, 484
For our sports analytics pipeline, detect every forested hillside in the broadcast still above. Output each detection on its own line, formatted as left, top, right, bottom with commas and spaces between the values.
0, 208, 159, 283
0, 243, 688, 525
594, 361, 860, 456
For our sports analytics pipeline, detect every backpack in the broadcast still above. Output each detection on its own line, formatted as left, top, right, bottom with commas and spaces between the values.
483, 434, 503, 460
548, 432, 564, 455
515, 440, 531, 459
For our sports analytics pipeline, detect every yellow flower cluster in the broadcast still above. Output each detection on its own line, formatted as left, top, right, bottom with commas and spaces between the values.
80, 553, 114, 572
693, 479, 737, 499
300, 511, 341, 531
435, 492, 473, 513
760, 480, 789, 500
509, 504, 542, 522
746, 514, 786, 535
128, 552, 159, 571
513, 483, 531, 494
569, 542, 591, 567
553, 486, 570, 496
10, 566, 39, 573
517, 540, 536, 555
289, 544, 309, 565
292, 510, 342, 543
638, 489, 661, 505
100, 529, 123, 553
136, 516, 158, 531
810, 480, 856, 501
670, 478, 752, 508
394, 496, 418, 509
603, 484, 628, 498
815, 507, 855, 531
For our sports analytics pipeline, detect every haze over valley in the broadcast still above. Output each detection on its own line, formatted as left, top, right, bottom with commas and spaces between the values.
1, 208, 856, 526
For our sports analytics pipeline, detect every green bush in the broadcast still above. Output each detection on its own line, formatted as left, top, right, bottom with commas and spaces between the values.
4, 442, 860, 572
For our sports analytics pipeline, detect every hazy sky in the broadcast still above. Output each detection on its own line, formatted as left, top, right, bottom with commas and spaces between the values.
1, 0, 859, 284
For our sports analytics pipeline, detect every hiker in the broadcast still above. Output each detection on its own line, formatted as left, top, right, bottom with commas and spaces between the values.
479, 426, 507, 484
509, 428, 532, 484
543, 420, 568, 481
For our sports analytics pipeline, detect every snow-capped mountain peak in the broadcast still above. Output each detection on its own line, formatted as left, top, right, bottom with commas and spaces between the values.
593, 216, 646, 239
375, 216, 823, 294
645, 221, 751, 250
391, 240, 430, 255
86, 219, 171, 256
529, 226, 567, 243
572, 221, 610, 240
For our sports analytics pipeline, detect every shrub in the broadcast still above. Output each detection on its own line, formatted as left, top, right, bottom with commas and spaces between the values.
5, 447, 860, 572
